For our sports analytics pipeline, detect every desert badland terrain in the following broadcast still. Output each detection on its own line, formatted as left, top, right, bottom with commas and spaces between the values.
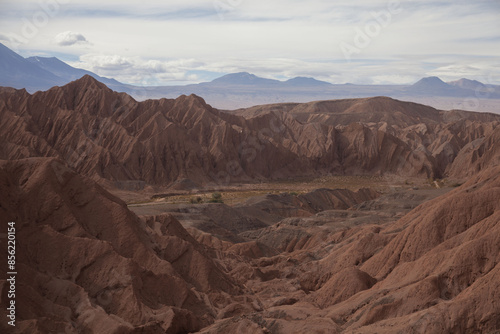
1, 76, 500, 333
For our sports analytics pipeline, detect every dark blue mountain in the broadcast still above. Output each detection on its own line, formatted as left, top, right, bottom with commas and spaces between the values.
0, 43, 63, 91
285, 76, 332, 87
209, 72, 281, 86
26, 56, 122, 88
0, 43, 126, 92
1, 43, 498, 111
407, 76, 470, 96
448, 78, 486, 91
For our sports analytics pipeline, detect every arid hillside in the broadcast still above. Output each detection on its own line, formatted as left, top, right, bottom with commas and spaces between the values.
1, 162, 499, 333
1, 76, 499, 188
0, 158, 245, 333
192, 167, 500, 334
1, 78, 499, 333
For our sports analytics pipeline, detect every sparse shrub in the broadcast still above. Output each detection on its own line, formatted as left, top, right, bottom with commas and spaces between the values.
208, 192, 223, 203
189, 196, 204, 204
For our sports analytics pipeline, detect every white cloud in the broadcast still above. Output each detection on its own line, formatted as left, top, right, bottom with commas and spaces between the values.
54, 31, 89, 46
65, 51, 500, 87
68, 54, 205, 85
0, 34, 12, 42
1, 0, 499, 85
427, 62, 500, 84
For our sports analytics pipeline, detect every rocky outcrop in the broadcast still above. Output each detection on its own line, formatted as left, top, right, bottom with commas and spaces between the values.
1, 77, 500, 334
0, 158, 240, 333
1, 160, 500, 333
2, 77, 498, 187
196, 166, 500, 334
448, 126, 500, 178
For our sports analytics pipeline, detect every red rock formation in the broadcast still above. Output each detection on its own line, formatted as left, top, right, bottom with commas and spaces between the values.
448, 126, 500, 178
329, 165, 500, 332
1, 77, 500, 333
0, 158, 239, 333
192, 166, 500, 334
2, 76, 498, 187
1, 156, 499, 333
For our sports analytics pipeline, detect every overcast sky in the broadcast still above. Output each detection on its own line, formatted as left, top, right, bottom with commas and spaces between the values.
1, 0, 499, 85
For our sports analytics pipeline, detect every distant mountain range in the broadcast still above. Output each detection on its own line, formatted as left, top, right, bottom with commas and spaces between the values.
2, 74, 499, 186
2, 76, 500, 332
0, 43, 129, 92
1, 43, 499, 110
207, 72, 332, 87
26, 56, 123, 88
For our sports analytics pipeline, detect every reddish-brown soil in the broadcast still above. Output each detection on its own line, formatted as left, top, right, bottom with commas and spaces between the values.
1, 77, 499, 333
1, 76, 499, 188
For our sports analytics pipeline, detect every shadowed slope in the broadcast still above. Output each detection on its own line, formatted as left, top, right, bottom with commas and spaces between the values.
0, 158, 239, 333
2, 77, 498, 187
